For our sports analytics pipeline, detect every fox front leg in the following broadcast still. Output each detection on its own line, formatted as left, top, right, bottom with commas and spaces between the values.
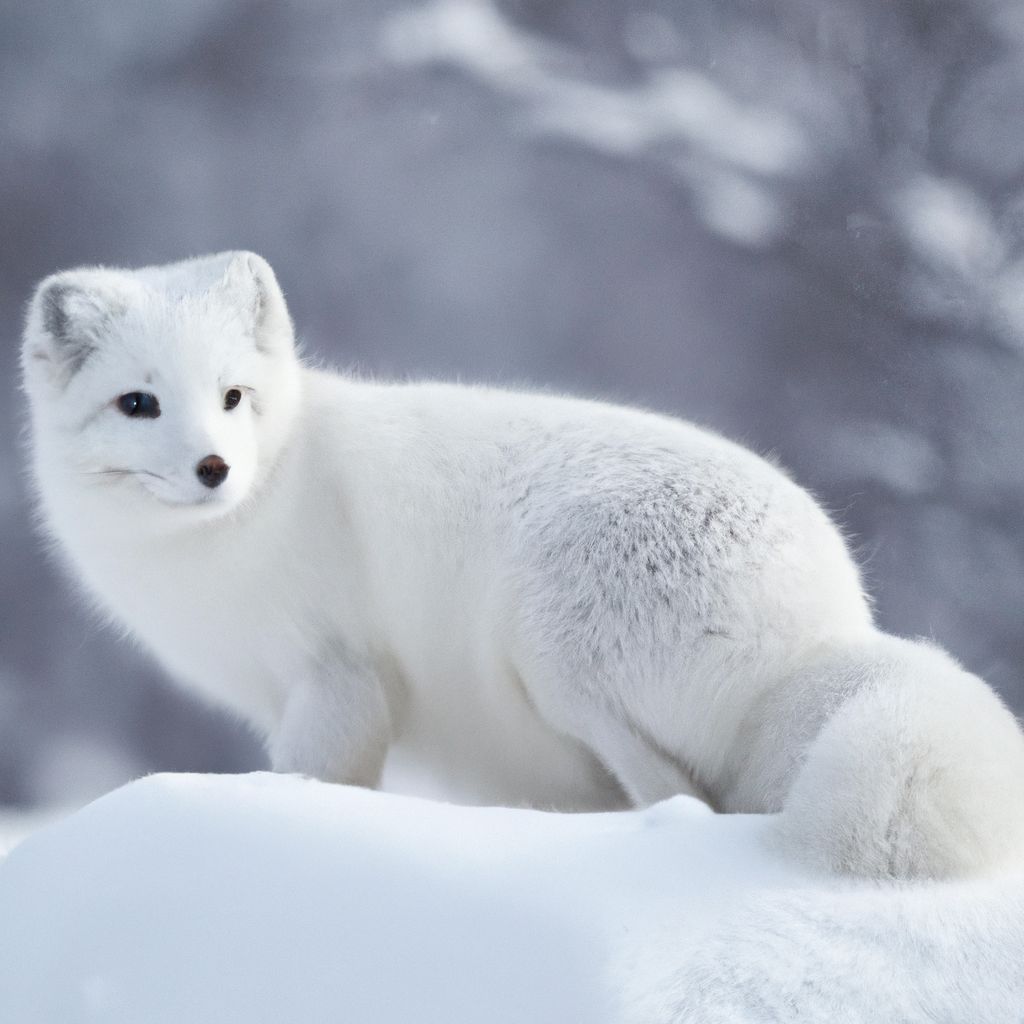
268, 658, 392, 788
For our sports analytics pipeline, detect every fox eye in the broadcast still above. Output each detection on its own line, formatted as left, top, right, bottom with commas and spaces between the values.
116, 392, 161, 418
223, 388, 243, 411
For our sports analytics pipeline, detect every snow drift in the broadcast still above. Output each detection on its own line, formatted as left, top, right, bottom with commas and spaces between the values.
0, 772, 1022, 1023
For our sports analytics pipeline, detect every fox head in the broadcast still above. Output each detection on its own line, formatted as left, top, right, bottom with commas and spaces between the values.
22, 251, 302, 531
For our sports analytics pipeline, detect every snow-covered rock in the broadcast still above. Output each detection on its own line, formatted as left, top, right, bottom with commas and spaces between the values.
0, 772, 1021, 1023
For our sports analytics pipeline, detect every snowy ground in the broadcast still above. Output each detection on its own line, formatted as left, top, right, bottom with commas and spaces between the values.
0, 803, 74, 857
1, 773, 1022, 1023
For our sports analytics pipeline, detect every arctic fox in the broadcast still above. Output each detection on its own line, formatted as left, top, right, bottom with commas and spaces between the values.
21, 251, 1024, 879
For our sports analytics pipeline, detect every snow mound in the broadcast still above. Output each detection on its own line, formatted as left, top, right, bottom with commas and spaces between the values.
0, 772, 1021, 1023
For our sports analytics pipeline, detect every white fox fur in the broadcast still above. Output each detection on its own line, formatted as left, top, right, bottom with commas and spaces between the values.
21, 250, 1024, 879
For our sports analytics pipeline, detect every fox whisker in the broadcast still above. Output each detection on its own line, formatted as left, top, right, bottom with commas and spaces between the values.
84, 468, 167, 482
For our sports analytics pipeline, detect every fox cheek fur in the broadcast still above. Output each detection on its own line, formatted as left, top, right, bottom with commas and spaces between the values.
21, 250, 1024, 882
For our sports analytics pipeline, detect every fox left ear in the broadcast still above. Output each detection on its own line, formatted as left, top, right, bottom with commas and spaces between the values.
219, 252, 294, 355
22, 270, 134, 389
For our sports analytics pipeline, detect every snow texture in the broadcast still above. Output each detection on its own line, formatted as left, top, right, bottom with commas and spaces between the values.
1, 772, 1022, 1023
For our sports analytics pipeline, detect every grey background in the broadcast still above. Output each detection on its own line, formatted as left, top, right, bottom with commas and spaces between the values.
2, 0, 1023, 809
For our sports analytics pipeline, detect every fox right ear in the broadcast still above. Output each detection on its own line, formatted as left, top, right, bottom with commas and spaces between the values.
217, 252, 295, 356
23, 271, 132, 388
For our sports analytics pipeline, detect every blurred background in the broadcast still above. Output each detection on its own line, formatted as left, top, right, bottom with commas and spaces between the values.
1, 0, 1023, 813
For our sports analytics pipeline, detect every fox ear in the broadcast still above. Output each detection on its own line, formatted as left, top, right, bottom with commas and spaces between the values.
218, 252, 294, 355
22, 271, 132, 388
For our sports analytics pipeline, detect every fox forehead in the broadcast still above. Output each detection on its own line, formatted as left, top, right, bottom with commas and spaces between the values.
79, 285, 264, 386
24, 250, 295, 398
99, 284, 264, 368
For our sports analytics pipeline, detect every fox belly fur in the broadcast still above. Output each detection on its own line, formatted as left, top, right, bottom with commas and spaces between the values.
21, 251, 1024, 879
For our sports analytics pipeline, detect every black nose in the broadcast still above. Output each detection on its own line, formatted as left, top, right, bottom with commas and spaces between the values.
196, 454, 230, 489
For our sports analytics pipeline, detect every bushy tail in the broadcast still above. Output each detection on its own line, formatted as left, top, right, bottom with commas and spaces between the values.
774, 639, 1024, 880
